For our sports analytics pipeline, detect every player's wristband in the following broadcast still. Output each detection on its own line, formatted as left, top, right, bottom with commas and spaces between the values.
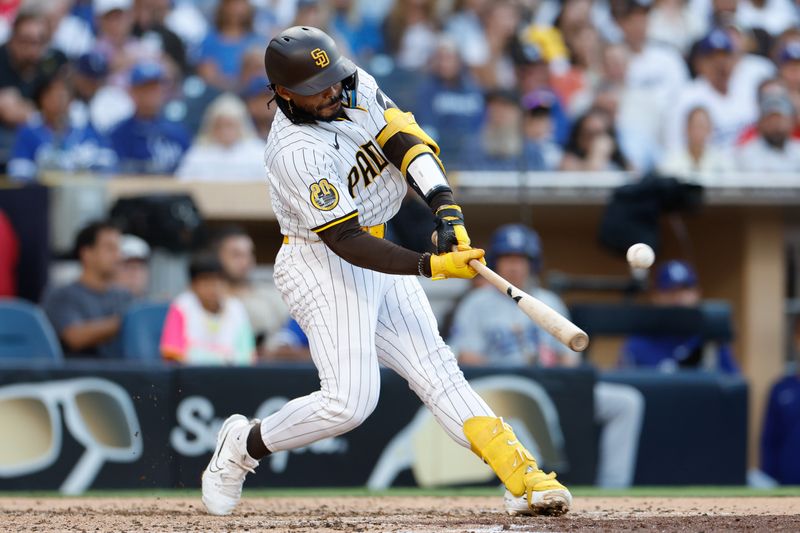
418, 253, 432, 277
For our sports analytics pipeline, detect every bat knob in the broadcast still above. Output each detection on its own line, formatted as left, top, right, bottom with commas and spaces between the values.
570, 332, 590, 352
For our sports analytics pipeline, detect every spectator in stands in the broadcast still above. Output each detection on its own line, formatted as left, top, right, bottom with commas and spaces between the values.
449, 224, 644, 488
382, 0, 439, 71
114, 234, 150, 298
512, 39, 570, 145
0, 209, 19, 297
175, 93, 266, 180
0, 10, 65, 116
265, 317, 312, 361
522, 89, 564, 171
164, 0, 210, 50
195, 0, 260, 91
736, 92, 800, 171
212, 226, 288, 353
414, 37, 484, 164
8, 68, 117, 181
473, 0, 519, 89
131, 0, 188, 75
560, 107, 630, 171
0, 10, 66, 166
167, 76, 223, 139
109, 61, 190, 174
456, 89, 546, 171
707, 0, 737, 31
46, 0, 95, 60
735, 78, 800, 145
777, 41, 800, 120
666, 29, 755, 152
70, 50, 134, 134
93, 0, 163, 86
240, 76, 274, 139
291, 0, 335, 36
571, 43, 627, 126
238, 45, 269, 86
761, 325, 800, 484
443, 0, 489, 73
647, 0, 705, 54
615, 0, 689, 161
520, 7, 574, 73
328, 0, 382, 62
160, 252, 255, 365
550, 20, 603, 112
726, 24, 777, 112
659, 106, 734, 178
621, 260, 738, 373
736, 0, 799, 37
43, 221, 133, 359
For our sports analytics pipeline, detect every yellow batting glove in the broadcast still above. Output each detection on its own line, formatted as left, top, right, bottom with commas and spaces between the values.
430, 248, 485, 280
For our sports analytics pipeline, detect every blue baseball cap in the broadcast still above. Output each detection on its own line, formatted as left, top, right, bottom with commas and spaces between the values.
656, 260, 698, 290
75, 51, 109, 79
130, 61, 166, 86
487, 224, 542, 272
240, 76, 270, 100
696, 29, 734, 55
778, 41, 800, 64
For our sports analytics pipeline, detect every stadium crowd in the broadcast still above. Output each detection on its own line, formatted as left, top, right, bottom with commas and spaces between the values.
0, 0, 798, 486
0, 0, 797, 178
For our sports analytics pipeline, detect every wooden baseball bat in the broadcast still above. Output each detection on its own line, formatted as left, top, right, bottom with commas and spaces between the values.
468, 257, 590, 352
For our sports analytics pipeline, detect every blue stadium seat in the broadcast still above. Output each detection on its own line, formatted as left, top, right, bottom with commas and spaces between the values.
0, 298, 63, 361
121, 302, 169, 361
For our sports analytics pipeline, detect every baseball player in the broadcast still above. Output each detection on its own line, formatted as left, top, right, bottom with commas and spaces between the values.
201, 26, 571, 517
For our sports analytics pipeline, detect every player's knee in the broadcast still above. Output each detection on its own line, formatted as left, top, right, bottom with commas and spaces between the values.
322, 386, 380, 433
422, 348, 468, 395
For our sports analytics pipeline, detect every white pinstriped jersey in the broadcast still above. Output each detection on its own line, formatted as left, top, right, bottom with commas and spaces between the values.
264, 68, 407, 241
255, 64, 497, 473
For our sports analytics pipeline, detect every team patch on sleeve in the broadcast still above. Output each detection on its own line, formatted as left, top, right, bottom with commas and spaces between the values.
309, 178, 340, 211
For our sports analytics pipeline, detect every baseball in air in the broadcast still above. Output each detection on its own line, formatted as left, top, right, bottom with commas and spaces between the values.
627, 243, 655, 269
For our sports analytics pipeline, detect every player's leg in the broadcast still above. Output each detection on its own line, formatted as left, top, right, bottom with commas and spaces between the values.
374, 276, 492, 444
202, 244, 383, 515
593, 382, 645, 488
374, 275, 571, 515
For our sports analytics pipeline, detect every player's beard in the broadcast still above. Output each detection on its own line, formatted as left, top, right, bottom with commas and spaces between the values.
312, 94, 344, 121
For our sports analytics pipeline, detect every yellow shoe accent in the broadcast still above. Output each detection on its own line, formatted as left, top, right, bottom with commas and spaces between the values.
463, 416, 568, 503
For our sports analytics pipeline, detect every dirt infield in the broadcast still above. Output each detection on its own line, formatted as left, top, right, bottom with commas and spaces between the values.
1, 495, 799, 532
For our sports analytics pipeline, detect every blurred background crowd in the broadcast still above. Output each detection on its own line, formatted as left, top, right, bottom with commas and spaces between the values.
0, 0, 798, 488
0, 0, 799, 178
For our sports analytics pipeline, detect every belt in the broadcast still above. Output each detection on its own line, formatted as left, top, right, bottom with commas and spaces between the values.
283, 223, 385, 244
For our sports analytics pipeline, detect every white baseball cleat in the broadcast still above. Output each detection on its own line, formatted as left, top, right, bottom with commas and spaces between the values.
503, 487, 573, 517
202, 414, 260, 516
